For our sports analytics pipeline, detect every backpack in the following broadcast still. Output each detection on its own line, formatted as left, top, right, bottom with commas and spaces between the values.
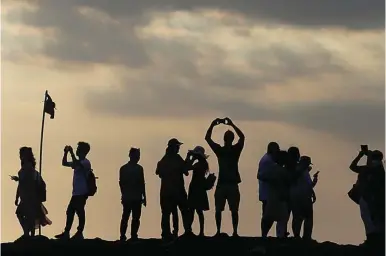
205, 173, 217, 191
35, 172, 47, 202
86, 169, 97, 196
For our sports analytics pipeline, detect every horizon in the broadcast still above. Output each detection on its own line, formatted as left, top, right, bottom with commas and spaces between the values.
1, 0, 384, 244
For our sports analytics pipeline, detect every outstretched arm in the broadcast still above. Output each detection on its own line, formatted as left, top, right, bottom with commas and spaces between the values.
205, 119, 221, 152
349, 151, 366, 173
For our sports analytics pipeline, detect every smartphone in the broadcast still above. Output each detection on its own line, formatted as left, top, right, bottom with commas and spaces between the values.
313, 171, 320, 178
360, 145, 368, 153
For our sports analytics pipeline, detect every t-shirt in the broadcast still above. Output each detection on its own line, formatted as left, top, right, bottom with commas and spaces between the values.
257, 153, 276, 201
72, 158, 91, 196
208, 140, 243, 186
119, 162, 145, 202
156, 153, 186, 197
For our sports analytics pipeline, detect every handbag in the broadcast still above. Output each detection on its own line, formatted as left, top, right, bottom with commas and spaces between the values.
348, 183, 360, 205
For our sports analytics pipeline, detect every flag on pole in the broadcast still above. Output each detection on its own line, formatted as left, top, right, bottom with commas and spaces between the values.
44, 92, 56, 119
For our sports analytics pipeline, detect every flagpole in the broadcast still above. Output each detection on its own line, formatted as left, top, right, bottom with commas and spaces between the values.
38, 90, 48, 236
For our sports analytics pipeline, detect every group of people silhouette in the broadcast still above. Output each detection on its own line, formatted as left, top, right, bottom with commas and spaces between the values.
11, 117, 385, 246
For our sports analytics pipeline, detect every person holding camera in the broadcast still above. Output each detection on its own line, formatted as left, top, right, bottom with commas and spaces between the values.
205, 117, 245, 237
55, 142, 92, 240
185, 146, 211, 236
349, 146, 385, 246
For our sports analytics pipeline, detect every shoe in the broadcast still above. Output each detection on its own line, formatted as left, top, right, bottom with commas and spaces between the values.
55, 232, 70, 240
71, 231, 84, 240
120, 235, 127, 242
232, 232, 239, 238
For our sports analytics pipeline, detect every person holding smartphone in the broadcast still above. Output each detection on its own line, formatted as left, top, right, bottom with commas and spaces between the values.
205, 117, 245, 237
55, 142, 92, 240
349, 147, 385, 246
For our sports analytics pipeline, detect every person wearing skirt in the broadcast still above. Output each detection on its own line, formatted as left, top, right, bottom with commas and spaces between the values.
185, 146, 210, 236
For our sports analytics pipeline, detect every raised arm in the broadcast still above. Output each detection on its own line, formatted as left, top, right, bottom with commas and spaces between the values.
226, 118, 245, 146
62, 148, 72, 167
205, 119, 221, 152
349, 151, 366, 173
184, 152, 195, 171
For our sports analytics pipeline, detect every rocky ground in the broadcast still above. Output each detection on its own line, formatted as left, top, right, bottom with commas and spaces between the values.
1, 235, 384, 256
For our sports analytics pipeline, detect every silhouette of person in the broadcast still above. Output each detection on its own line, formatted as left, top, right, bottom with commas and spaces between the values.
258, 150, 291, 238
119, 148, 147, 241
156, 138, 191, 240
55, 142, 92, 240
290, 156, 317, 240
349, 149, 385, 245
205, 117, 245, 237
257, 142, 280, 236
283, 146, 301, 237
185, 146, 210, 236
14, 147, 50, 239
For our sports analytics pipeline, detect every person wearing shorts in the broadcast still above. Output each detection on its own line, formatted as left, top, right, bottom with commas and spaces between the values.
205, 117, 245, 237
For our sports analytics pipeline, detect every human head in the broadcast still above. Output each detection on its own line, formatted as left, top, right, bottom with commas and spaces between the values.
368, 150, 384, 167
19, 146, 36, 169
167, 138, 183, 154
274, 150, 288, 167
224, 130, 235, 146
287, 146, 300, 162
299, 156, 313, 171
129, 148, 140, 163
190, 146, 209, 160
267, 142, 280, 156
76, 141, 90, 159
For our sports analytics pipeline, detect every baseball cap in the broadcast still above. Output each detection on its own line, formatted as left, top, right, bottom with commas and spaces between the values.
168, 138, 183, 146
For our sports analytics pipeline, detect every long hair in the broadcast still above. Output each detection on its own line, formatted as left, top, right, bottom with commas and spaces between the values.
196, 155, 210, 174
19, 146, 36, 169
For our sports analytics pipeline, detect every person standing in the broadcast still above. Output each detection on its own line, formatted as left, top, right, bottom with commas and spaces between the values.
205, 117, 245, 237
349, 149, 385, 246
55, 142, 92, 240
257, 142, 280, 236
290, 156, 317, 240
156, 138, 191, 240
186, 146, 211, 236
14, 147, 50, 239
119, 148, 147, 241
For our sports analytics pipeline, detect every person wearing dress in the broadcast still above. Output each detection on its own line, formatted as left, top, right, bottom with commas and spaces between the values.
13, 147, 51, 240
186, 146, 210, 236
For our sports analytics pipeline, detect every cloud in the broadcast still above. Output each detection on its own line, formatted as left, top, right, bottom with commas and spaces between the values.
3, 1, 384, 146
7, 0, 384, 29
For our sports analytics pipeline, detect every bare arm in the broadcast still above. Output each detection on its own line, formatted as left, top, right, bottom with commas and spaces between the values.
228, 120, 245, 146
184, 153, 195, 172
140, 168, 146, 203
205, 119, 221, 152
119, 167, 124, 194
62, 151, 72, 167
350, 152, 366, 173
16, 184, 20, 201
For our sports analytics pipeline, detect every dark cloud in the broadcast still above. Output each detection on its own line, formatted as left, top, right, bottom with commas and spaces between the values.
4, 0, 384, 145
11, 0, 384, 29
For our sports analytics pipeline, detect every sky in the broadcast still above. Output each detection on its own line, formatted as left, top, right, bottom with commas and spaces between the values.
1, 0, 385, 244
